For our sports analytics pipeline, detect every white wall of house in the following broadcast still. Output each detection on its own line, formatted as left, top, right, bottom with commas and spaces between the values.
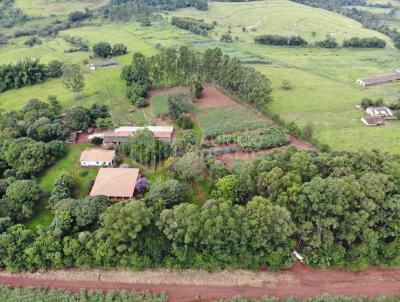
80, 160, 113, 167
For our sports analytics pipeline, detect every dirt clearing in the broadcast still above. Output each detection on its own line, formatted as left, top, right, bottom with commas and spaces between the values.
1, 264, 400, 301
196, 83, 238, 109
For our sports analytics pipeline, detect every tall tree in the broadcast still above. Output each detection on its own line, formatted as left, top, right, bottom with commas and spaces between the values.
62, 64, 85, 99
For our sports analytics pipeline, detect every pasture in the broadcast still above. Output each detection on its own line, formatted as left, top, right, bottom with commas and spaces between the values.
168, 0, 392, 44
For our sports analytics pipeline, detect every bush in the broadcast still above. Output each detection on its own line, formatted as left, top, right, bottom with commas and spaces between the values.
315, 37, 338, 48
302, 122, 315, 140
281, 79, 292, 90
255, 34, 308, 46
127, 83, 148, 104
79, 170, 89, 177
135, 97, 149, 108
220, 33, 233, 42
112, 43, 127, 56
343, 37, 386, 48
68, 10, 91, 22
24, 37, 41, 47
176, 115, 194, 129
93, 42, 112, 58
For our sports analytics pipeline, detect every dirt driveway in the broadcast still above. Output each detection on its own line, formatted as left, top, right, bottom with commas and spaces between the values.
1, 263, 400, 301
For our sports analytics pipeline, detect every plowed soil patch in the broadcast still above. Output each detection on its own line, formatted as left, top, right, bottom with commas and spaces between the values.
196, 83, 238, 109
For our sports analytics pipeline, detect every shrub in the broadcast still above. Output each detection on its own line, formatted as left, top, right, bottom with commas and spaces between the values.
112, 43, 127, 56
281, 79, 292, 90
302, 122, 315, 140
316, 37, 338, 48
220, 33, 233, 42
177, 115, 194, 129
255, 34, 308, 46
136, 97, 149, 108
24, 37, 41, 47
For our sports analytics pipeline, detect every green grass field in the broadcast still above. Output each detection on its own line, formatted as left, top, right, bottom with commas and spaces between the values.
24, 144, 98, 230
14, 0, 109, 17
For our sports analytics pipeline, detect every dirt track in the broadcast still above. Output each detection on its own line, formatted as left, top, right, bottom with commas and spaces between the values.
1, 264, 400, 301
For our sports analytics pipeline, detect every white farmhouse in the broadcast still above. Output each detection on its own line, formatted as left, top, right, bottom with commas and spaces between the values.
80, 148, 116, 167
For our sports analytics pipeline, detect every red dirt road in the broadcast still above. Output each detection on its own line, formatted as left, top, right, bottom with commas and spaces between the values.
2, 264, 400, 301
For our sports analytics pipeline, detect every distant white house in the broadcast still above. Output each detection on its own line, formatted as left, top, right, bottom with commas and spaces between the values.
80, 149, 116, 167
366, 106, 393, 117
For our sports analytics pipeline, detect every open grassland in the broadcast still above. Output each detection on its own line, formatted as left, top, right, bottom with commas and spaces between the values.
168, 0, 392, 44
15, 0, 109, 17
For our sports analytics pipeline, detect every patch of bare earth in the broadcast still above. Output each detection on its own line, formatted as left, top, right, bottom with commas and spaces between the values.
196, 83, 238, 109
1, 264, 400, 301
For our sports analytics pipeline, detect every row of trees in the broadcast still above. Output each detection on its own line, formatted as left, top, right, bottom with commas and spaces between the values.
255, 35, 386, 48
254, 35, 308, 46
171, 17, 214, 36
343, 37, 386, 48
105, 0, 208, 22
122, 46, 273, 109
0, 58, 63, 92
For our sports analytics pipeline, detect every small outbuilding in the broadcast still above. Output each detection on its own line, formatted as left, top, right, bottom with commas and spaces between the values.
366, 106, 393, 117
90, 168, 139, 200
361, 116, 384, 126
357, 71, 400, 86
80, 148, 116, 167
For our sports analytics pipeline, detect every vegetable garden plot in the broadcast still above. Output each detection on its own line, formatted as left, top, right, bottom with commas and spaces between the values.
197, 107, 270, 138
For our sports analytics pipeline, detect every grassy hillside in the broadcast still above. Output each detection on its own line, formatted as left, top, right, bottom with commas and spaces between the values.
14, 0, 109, 17
168, 0, 392, 44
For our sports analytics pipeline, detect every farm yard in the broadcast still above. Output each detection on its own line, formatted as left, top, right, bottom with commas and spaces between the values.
3, 0, 400, 299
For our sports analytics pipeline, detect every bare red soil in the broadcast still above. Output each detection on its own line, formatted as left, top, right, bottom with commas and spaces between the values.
1, 263, 400, 301
196, 83, 238, 109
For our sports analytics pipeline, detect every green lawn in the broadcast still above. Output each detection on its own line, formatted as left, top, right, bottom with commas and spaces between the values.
25, 144, 98, 230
